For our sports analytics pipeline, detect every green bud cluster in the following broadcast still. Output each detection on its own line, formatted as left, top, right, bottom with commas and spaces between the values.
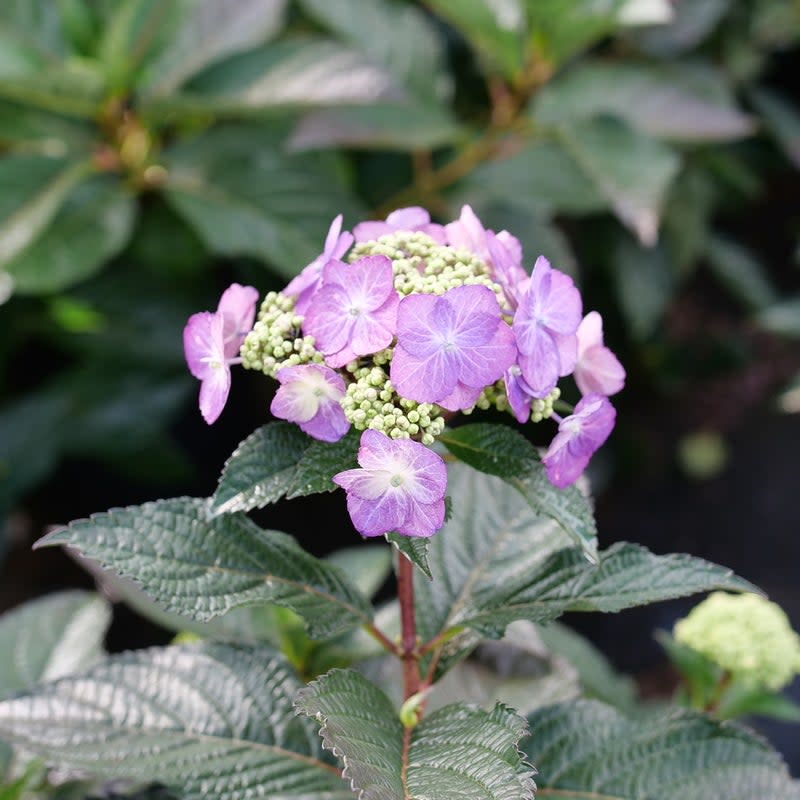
340, 361, 445, 445
674, 592, 800, 691
350, 231, 505, 302
460, 381, 559, 423
239, 292, 323, 377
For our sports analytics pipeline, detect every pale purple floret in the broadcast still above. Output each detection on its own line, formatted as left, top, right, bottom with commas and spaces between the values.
353, 206, 446, 244
332, 429, 447, 538
303, 255, 399, 368
184, 283, 259, 425
218, 283, 260, 357
487, 232, 529, 309
542, 394, 616, 488
271, 364, 349, 442
283, 215, 354, 314
504, 366, 539, 424
391, 284, 516, 411
512, 256, 582, 398
574, 311, 626, 397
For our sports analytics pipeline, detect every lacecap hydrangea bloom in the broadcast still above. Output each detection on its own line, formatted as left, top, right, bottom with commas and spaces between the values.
183, 206, 625, 536
674, 592, 800, 691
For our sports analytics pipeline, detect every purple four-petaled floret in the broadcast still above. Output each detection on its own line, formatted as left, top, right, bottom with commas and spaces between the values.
333, 430, 447, 538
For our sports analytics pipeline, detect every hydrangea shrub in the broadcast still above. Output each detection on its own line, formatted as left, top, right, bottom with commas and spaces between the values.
0, 207, 798, 799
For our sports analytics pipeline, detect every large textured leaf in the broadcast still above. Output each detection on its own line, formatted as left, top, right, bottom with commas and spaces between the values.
440, 423, 597, 560
534, 60, 755, 142
299, 0, 451, 104
143, 0, 288, 95
173, 39, 400, 111
526, 0, 627, 67
290, 104, 464, 152
36, 497, 373, 639
296, 668, 535, 800
0, 591, 110, 697
414, 463, 755, 674
0, 643, 352, 800
0, 100, 93, 149
526, 699, 800, 799
750, 87, 800, 168
162, 126, 362, 277
211, 423, 359, 514
558, 117, 680, 245
6, 177, 135, 294
385, 534, 431, 579
0, 156, 90, 270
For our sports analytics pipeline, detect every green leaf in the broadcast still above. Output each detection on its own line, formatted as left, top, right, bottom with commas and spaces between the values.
632, 0, 730, 56
756, 297, 800, 338
0, 64, 105, 117
0, 100, 93, 150
534, 60, 755, 142
289, 103, 464, 152
0, 1, 66, 71
36, 497, 373, 639
6, 177, 135, 294
325, 544, 392, 601
427, 0, 526, 79
143, 0, 288, 95
706, 235, 777, 311
718, 685, 800, 723
298, 0, 451, 104
750, 87, 800, 169
386, 534, 431, 579
612, 235, 674, 340
171, 38, 400, 113
0, 643, 352, 800
98, 0, 182, 92
440, 423, 598, 559
0, 591, 110, 697
162, 126, 362, 278
211, 423, 359, 514
557, 117, 680, 245
295, 668, 535, 800
526, 0, 626, 67
0, 156, 91, 271
453, 138, 606, 217
414, 464, 756, 674
536, 621, 638, 713
525, 699, 799, 799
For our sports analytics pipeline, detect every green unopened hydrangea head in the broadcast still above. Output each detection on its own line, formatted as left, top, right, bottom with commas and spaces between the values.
674, 592, 800, 691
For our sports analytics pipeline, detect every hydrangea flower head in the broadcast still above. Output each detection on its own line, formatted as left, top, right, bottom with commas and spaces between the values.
674, 592, 800, 691
183, 283, 258, 424
391, 284, 516, 411
354, 206, 445, 244
332, 430, 447, 537
513, 256, 582, 398
574, 311, 625, 397
304, 255, 399, 368
542, 393, 616, 488
283, 214, 354, 314
271, 364, 349, 442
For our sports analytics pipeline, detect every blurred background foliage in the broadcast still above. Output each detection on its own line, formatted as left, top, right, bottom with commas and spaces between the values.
1, 0, 800, 744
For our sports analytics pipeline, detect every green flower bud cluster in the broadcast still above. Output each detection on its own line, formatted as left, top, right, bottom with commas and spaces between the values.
461, 382, 559, 423
674, 592, 800, 691
340, 361, 445, 445
239, 291, 322, 377
350, 232, 504, 302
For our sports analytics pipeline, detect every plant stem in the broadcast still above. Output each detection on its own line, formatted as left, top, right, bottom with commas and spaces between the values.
397, 553, 421, 700
364, 622, 402, 657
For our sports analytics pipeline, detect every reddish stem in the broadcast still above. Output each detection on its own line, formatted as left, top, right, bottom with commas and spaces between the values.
397, 553, 420, 700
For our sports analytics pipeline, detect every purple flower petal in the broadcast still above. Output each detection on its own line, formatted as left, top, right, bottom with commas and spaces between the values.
574, 312, 626, 397
332, 430, 447, 538
391, 284, 515, 408
217, 283, 259, 358
542, 394, 616, 488
183, 311, 232, 424
304, 255, 398, 368
270, 364, 349, 442
284, 214, 354, 313
353, 206, 446, 244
